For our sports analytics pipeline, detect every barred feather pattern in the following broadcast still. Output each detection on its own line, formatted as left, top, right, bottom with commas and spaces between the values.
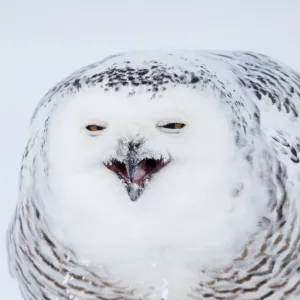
7, 50, 300, 299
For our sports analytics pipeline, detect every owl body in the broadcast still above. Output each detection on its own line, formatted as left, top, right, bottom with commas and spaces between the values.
7, 50, 300, 299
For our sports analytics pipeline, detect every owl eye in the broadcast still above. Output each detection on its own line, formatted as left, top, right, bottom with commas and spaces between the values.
162, 123, 185, 129
86, 124, 106, 131
157, 121, 186, 133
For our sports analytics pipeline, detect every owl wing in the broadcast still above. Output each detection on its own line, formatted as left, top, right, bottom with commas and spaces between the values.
209, 51, 300, 170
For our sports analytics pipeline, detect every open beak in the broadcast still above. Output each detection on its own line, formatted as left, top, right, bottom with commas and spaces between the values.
104, 143, 169, 201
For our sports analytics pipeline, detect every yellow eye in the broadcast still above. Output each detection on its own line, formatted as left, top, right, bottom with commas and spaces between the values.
86, 124, 105, 131
162, 122, 185, 129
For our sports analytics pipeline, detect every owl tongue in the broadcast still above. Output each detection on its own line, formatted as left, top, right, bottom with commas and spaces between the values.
130, 163, 147, 185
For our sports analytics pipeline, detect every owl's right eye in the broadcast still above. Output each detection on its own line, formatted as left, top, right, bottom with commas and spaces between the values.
86, 124, 106, 132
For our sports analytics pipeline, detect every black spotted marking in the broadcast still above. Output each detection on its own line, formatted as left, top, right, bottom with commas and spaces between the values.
255, 90, 262, 100
35, 208, 40, 219
72, 79, 81, 89
191, 75, 200, 84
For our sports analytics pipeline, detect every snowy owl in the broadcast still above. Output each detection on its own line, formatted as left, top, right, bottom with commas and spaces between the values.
7, 49, 300, 300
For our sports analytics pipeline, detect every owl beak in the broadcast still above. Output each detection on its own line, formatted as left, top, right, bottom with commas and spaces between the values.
104, 142, 169, 201
123, 156, 137, 183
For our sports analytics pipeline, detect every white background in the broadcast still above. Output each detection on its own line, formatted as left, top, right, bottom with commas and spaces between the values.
1, 0, 300, 298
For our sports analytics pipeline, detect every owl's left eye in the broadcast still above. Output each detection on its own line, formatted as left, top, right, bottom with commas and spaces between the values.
157, 121, 186, 133
162, 123, 185, 129
86, 124, 106, 131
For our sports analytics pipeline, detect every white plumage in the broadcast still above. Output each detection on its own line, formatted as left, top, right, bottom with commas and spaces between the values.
7, 50, 300, 299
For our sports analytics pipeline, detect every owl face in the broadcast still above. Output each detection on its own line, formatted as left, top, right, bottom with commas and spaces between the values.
47, 84, 234, 199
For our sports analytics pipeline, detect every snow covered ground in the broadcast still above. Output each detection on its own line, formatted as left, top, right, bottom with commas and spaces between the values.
1, 0, 300, 298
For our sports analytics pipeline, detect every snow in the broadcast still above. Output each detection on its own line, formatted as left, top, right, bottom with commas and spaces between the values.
1, 0, 300, 298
